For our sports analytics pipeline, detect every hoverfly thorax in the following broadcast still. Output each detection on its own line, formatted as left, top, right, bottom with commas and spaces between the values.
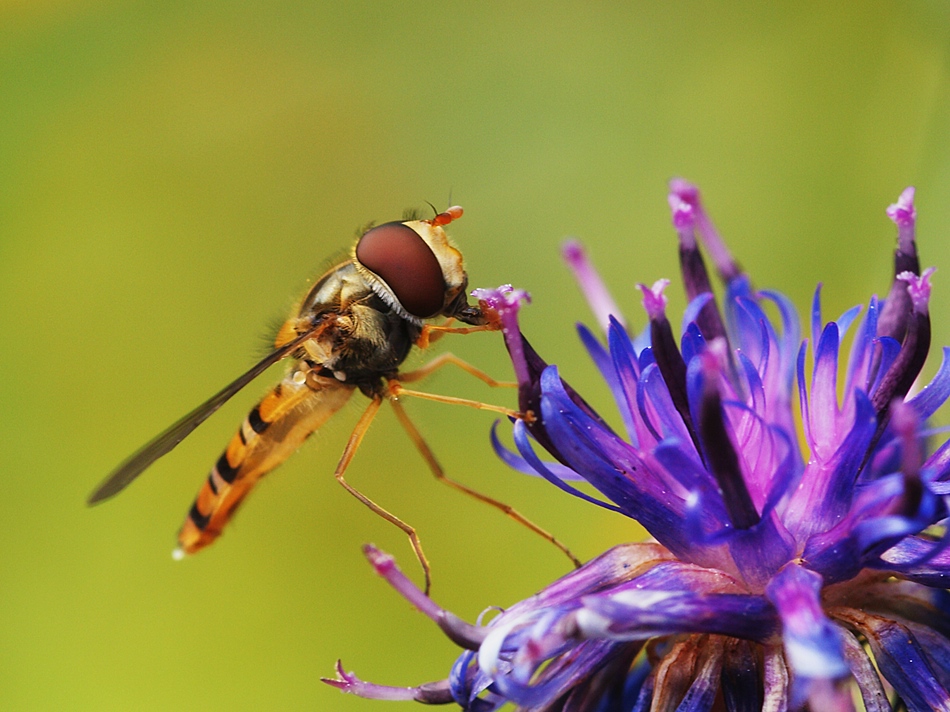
353, 206, 484, 326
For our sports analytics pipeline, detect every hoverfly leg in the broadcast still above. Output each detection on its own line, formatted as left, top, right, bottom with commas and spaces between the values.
333, 394, 433, 594
388, 396, 582, 569
417, 323, 495, 349
388, 381, 521, 419
397, 352, 516, 388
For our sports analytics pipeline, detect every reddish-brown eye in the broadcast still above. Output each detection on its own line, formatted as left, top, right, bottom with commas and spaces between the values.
355, 222, 445, 318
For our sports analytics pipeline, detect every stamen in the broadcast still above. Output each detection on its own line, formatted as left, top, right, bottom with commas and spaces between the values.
562, 239, 627, 334
698, 353, 760, 530
879, 187, 921, 342
363, 544, 487, 650
473, 285, 532, 388
668, 192, 727, 342
871, 270, 932, 414
364, 544, 440, 618
886, 187, 918, 272
669, 178, 741, 283
638, 280, 700, 452
322, 661, 454, 703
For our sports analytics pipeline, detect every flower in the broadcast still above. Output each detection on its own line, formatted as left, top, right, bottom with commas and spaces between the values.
325, 183, 950, 711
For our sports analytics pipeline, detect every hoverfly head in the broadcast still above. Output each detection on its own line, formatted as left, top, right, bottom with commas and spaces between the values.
353, 206, 473, 324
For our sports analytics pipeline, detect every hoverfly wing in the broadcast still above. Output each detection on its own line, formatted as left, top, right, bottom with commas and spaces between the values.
87, 323, 327, 505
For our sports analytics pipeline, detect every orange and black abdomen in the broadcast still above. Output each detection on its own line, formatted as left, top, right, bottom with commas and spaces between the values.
176, 371, 355, 556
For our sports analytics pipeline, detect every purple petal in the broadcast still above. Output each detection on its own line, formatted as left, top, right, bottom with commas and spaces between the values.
765, 564, 848, 680
810, 322, 842, 454
577, 562, 776, 642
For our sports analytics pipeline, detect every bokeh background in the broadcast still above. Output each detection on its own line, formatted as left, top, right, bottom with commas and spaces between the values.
3, 2, 950, 710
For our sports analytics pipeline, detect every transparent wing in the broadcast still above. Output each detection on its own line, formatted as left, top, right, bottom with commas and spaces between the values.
88, 322, 328, 505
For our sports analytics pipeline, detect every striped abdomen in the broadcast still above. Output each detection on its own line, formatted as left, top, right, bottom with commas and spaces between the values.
176, 371, 355, 556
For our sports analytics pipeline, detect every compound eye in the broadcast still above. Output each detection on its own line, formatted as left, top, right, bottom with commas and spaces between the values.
355, 222, 445, 318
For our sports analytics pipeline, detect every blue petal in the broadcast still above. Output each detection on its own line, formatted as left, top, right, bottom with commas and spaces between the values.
628, 670, 656, 712
909, 347, 950, 421
802, 471, 935, 581
450, 650, 500, 709
681, 292, 714, 334
635, 362, 666, 444
807, 390, 877, 536
579, 321, 637, 443
511, 420, 622, 513
856, 614, 950, 711
845, 297, 879, 395
490, 421, 585, 482
811, 322, 841, 429
726, 516, 796, 589
617, 654, 653, 712
797, 342, 810, 442
607, 317, 643, 446
723, 274, 755, 345
835, 303, 863, 339
874, 536, 950, 586
737, 351, 765, 416
495, 640, 624, 709
758, 289, 801, 388
539, 367, 692, 552
652, 440, 728, 530
680, 321, 706, 367
733, 296, 772, 375
868, 336, 902, 397
906, 622, 950, 693
840, 627, 890, 712
926, 437, 950, 484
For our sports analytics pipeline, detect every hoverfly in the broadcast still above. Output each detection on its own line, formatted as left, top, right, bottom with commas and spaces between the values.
89, 206, 577, 590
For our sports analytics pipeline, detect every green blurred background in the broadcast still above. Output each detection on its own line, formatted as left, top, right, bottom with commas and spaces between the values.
3, 2, 950, 709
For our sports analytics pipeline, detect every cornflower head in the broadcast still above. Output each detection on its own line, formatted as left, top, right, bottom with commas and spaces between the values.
326, 184, 950, 712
